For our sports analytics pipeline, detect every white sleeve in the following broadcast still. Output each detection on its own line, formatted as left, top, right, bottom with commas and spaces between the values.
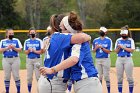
17, 39, 22, 48
0, 40, 2, 48
23, 40, 27, 50
131, 39, 135, 49
71, 44, 81, 58
40, 40, 43, 49
114, 39, 118, 50
110, 39, 113, 51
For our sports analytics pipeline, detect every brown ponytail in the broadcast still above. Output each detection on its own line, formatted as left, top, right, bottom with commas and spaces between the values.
68, 11, 83, 32
121, 25, 132, 38
50, 14, 65, 33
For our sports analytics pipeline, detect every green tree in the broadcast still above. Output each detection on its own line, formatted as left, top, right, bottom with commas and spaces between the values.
0, 0, 23, 29
102, 0, 140, 28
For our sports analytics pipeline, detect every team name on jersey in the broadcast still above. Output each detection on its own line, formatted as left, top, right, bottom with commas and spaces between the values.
95, 42, 108, 47
26, 43, 39, 47
118, 43, 131, 47
3, 43, 16, 47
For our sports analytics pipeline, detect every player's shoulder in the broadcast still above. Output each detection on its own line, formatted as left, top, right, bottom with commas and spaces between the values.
105, 36, 112, 40
53, 32, 71, 40
13, 38, 20, 41
128, 38, 134, 41
0, 38, 8, 42
93, 37, 100, 41
25, 38, 30, 42
36, 38, 43, 42
116, 37, 122, 41
43, 36, 49, 41
105, 36, 112, 42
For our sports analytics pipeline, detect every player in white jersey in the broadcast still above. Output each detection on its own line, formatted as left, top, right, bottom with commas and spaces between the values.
114, 25, 135, 93
0, 29, 22, 93
39, 11, 102, 93
42, 26, 52, 54
92, 27, 112, 93
24, 27, 43, 93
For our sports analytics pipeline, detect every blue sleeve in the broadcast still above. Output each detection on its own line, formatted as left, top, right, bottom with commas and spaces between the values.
60, 34, 72, 49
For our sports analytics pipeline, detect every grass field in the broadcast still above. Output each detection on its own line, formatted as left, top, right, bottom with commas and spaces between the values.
0, 51, 140, 70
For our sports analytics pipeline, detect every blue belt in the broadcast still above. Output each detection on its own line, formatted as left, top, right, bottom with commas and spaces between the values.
119, 55, 130, 57
4, 55, 18, 58
96, 57, 108, 58
28, 56, 40, 59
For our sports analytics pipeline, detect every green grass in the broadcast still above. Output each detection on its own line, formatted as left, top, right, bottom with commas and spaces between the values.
0, 51, 140, 70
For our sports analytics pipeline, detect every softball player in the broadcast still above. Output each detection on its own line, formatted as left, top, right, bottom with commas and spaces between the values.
114, 26, 135, 93
24, 27, 43, 93
92, 27, 112, 93
39, 11, 102, 93
42, 26, 52, 54
38, 13, 91, 93
0, 29, 22, 93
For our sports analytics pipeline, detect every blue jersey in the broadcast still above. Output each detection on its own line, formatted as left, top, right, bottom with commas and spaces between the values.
92, 37, 112, 58
115, 37, 135, 57
0, 38, 22, 57
44, 32, 72, 79
24, 38, 43, 58
71, 42, 98, 81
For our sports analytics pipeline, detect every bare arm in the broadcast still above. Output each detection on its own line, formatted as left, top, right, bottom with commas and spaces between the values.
13, 48, 22, 52
39, 56, 79, 75
32, 49, 43, 54
0, 47, 9, 53
71, 33, 91, 44
24, 50, 30, 55
114, 47, 120, 53
121, 47, 134, 53
101, 48, 111, 54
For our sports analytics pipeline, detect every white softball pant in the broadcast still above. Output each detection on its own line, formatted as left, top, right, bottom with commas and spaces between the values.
2, 57, 20, 81
73, 77, 102, 93
38, 75, 67, 93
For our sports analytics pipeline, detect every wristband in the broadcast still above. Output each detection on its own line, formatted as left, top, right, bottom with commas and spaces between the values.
51, 66, 57, 73
122, 46, 125, 50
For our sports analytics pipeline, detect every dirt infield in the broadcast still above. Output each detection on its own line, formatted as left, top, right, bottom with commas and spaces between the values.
0, 67, 140, 93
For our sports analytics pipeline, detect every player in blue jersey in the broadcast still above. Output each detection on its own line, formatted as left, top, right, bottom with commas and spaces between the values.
0, 29, 22, 93
24, 27, 43, 93
92, 27, 112, 93
38, 13, 92, 93
39, 11, 102, 93
114, 25, 135, 93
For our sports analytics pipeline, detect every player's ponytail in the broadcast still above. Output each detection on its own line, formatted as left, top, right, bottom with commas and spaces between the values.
68, 11, 83, 32
50, 14, 65, 33
121, 25, 132, 38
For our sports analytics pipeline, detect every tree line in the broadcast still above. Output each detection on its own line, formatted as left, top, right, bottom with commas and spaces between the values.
0, 0, 140, 30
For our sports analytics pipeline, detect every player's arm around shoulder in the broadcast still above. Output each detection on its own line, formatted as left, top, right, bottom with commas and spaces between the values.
71, 32, 91, 44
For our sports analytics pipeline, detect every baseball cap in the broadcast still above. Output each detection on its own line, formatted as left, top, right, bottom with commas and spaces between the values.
100, 27, 107, 32
120, 30, 128, 35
